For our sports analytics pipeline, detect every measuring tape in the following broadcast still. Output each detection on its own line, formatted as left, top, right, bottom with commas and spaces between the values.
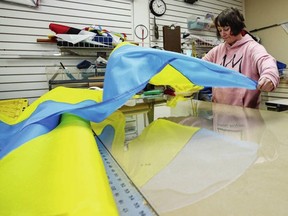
96, 137, 157, 216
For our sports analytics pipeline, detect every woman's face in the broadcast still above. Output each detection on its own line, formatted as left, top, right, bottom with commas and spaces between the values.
217, 26, 239, 45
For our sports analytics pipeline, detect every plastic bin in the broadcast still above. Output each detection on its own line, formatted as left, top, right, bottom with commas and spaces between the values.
187, 16, 212, 30
277, 61, 287, 77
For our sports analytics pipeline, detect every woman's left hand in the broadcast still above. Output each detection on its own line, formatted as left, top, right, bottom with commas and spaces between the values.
257, 77, 274, 92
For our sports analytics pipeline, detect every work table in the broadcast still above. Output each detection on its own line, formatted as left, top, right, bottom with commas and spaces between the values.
105, 99, 288, 216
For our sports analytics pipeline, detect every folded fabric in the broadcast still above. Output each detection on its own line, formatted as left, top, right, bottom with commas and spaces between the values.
49, 23, 126, 46
49, 23, 82, 34
0, 113, 119, 216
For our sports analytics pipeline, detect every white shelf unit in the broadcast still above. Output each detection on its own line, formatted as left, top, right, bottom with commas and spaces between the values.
125, 115, 139, 142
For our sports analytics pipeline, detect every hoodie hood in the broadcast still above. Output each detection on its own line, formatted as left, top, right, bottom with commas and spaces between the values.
224, 34, 255, 50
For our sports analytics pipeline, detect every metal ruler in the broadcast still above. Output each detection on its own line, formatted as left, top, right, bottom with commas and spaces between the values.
96, 137, 158, 216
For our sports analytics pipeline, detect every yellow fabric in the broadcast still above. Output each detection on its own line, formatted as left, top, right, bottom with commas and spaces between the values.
0, 87, 103, 125
150, 64, 203, 92
0, 113, 119, 216
150, 64, 203, 106
111, 41, 136, 55
112, 119, 200, 187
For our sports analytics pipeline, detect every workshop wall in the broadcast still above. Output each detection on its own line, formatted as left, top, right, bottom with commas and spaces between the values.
0, 0, 133, 103
0, 0, 243, 103
245, 0, 288, 103
245, 0, 288, 64
149, 0, 243, 51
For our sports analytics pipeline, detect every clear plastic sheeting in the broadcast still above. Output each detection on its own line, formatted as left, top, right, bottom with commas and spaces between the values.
141, 128, 258, 213
111, 117, 258, 214
107, 100, 288, 216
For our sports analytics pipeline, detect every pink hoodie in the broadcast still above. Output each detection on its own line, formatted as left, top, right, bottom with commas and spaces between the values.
203, 34, 279, 108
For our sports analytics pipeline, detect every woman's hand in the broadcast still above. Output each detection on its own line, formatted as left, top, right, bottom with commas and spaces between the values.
257, 77, 274, 92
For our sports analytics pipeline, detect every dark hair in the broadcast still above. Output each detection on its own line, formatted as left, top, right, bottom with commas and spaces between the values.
214, 7, 246, 38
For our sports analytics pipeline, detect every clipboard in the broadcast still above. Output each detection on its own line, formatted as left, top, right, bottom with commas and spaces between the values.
163, 25, 181, 53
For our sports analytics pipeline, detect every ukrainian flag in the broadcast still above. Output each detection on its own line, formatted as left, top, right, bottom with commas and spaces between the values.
0, 42, 257, 215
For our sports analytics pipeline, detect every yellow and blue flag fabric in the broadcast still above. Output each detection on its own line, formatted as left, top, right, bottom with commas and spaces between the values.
0, 42, 257, 215
0, 113, 119, 216
103, 42, 256, 103
0, 43, 257, 159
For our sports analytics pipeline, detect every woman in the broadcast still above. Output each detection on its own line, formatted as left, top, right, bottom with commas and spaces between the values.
203, 7, 279, 108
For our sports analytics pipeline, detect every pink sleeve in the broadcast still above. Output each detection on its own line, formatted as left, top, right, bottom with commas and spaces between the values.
202, 46, 217, 63
251, 44, 280, 89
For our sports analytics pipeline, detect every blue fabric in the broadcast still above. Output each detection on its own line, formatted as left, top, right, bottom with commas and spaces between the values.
0, 115, 59, 158
95, 125, 115, 150
103, 44, 257, 102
